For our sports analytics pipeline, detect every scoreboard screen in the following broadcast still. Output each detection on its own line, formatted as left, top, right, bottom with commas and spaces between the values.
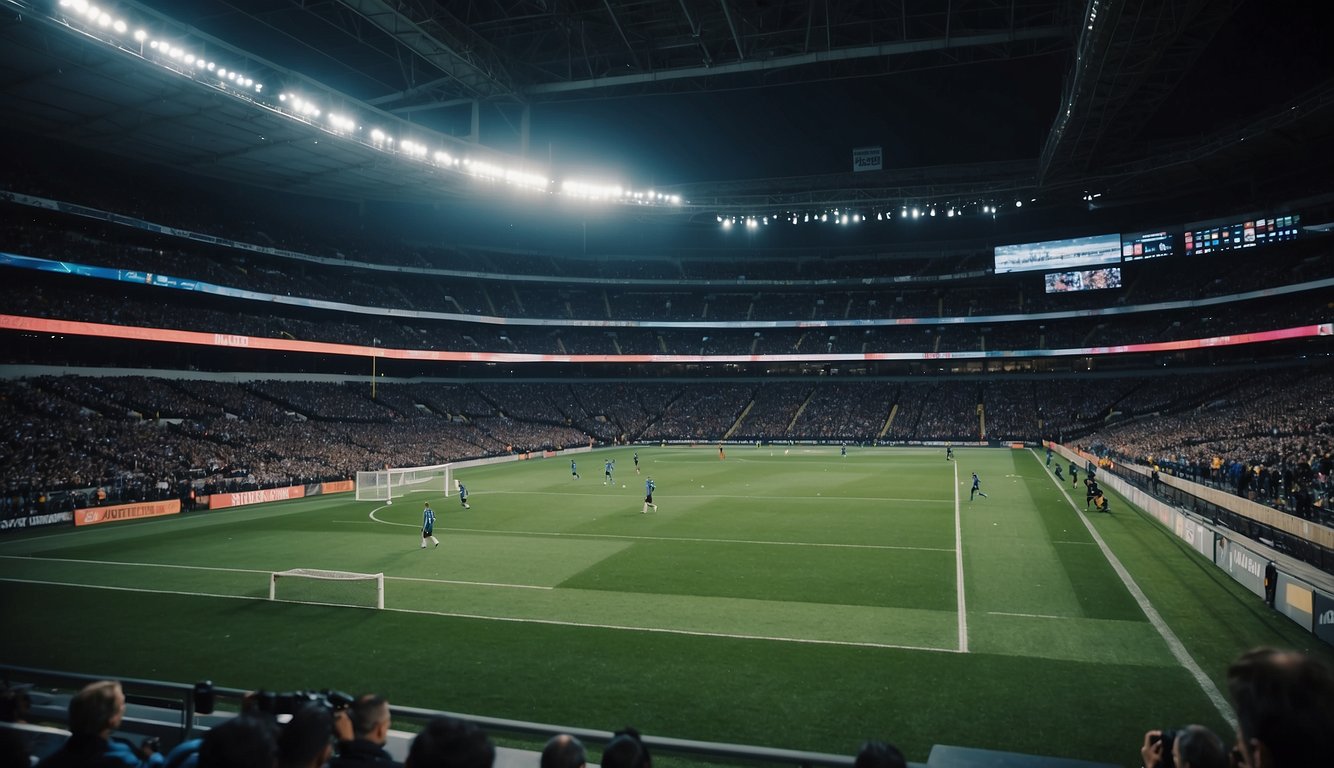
1184, 214, 1300, 255
995, 233, 1121, 274
1122, 230, 1175, 261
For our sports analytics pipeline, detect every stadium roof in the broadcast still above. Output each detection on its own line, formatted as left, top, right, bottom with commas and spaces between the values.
2, 0, 1332, 217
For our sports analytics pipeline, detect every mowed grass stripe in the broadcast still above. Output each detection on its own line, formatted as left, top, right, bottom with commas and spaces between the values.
558, 540, 957, 610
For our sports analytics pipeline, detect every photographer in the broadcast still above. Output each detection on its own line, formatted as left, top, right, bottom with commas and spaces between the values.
1140, 725, 1226, 768
330, 694, 402, 768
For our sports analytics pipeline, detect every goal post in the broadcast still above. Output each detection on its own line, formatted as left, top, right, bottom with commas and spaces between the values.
269, 568, 384, 609
356, 463, 451, 502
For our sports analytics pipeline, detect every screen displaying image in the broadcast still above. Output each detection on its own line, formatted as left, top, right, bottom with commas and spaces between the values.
1121, 230, 1175, 261
1184, 214, 1300, 255
1044, 267, 1123, 294
995, 233, 1122, 274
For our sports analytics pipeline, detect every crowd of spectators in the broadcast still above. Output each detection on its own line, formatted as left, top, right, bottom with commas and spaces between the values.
1082, 369, 1334, 522
4, 366, 1330, 527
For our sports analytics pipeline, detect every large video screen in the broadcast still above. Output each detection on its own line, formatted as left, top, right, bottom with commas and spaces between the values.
1044, 267, 1123, 294
1122, 230, 1175, 261
1184, 214, 1300, 255
995, 233, 1121, 274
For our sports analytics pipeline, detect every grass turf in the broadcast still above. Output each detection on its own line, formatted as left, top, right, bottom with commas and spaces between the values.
1, 446, 1330, 766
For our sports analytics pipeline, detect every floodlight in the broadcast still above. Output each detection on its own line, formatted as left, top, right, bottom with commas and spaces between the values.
840, 215, 848, 225
876, 212, 883, 221
901, 207, 908, 217
1015, 200, 1023, 207
184, 54, 195, 64
947, 208, 955, 217
97, 13, 111, 27
113, 20, 126, 33
820, 213, 827, 222
133, 29, 146, 41
206, 62, 215, 71
217, 67, 226, 77
762, 217, 768, 225
149, 40, 158, 49
912, 208, 920, 218
84, 5, 98, 19
722, 219, 732, 228
804, 214, 809, 222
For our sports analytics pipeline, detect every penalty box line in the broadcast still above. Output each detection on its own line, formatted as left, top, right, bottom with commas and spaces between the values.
0, 576, 960, 655
0, 554, 551, 591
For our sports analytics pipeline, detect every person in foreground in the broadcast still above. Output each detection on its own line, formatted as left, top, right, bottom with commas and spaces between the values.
1225, 647, 1334, 768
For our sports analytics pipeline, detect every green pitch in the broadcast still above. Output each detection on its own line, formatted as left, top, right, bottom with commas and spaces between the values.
1, 446, 1328, 765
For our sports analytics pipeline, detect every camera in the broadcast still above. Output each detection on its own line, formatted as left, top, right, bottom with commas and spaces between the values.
1152, 729, 1179, 768
252, 688, 354, 716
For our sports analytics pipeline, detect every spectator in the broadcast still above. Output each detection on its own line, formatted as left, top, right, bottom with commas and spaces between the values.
404, 717, 492, 768
539, 734, 585, 768
854, 740, 906, 768
600, 728, 650, 768
197, 715, 277, 768
37, 680, 163, 768
1227, 647, 1334, 768
278, 704, 336, 768
331, 694, 401, 768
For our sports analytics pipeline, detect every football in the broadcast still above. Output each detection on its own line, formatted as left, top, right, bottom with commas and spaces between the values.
386, 499, 392, 505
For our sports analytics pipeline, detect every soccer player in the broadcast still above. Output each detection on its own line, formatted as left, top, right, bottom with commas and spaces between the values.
1069, 461, 1079, 486
1084, 477, 1099, 510
718, 445, 725, 460
458, 483, 470, 509
970, 472, 988, 501
604, 459, 614, 485
1054, 464, 1065, 481
1045, 446, 1053, 466
420, 503, 439, 548
946, 445, 954, 461
641, 477, 657, 514
841, 443, 847, 457
633, 451, 640, 474
570, 459, 579, 479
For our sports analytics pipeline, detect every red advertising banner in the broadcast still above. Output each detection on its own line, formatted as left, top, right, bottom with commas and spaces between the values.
322, 480, 354, 494
75, 498, 180, 526
1, 314, 1328, 364
209, 485, 306, 510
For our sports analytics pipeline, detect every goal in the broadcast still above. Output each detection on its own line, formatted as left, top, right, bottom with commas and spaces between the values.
269, 568, 384, 609
356, 463, 452, 502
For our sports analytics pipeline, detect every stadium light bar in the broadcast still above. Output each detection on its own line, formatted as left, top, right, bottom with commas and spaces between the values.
134, 29, 146, 41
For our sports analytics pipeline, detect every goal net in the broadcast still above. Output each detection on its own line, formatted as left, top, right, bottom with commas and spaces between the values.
269, 568, 384, 609
356, 463, 451, 502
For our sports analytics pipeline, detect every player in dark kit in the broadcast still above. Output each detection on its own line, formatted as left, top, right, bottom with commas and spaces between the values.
970, 472, 988, 501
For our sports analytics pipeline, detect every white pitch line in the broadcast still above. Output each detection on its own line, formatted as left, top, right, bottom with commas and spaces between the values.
954, 460, 968, 653
434, 527, 956, 553
497, 491, 954, 504
0, 554, 271, 575
0, 555, 551, 591
1032, 449, 1236, 728
987, 611, 1068, 620
0, 576, 958, 654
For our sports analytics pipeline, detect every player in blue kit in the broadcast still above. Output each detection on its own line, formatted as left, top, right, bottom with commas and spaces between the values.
604, 459, 615, 485
641, 477, 657, 514
459, 483, 470, 509
570, 459, 579, 479
420, 502, 440, 548
970, 472, 988, 501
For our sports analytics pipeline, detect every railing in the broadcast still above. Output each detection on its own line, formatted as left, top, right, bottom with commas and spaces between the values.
1, 664, 855, 767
